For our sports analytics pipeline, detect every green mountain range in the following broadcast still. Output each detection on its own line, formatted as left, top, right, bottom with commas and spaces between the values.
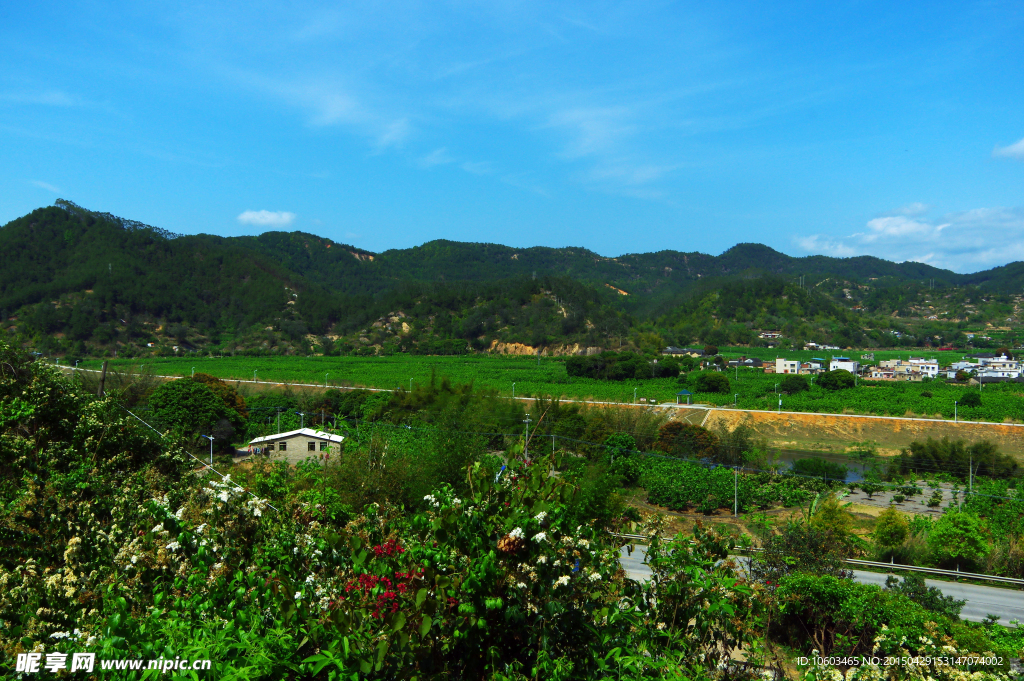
2, 200, 1020, 358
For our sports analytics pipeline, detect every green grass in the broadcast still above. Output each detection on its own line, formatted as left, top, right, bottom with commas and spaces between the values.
74, 355, 1024, 423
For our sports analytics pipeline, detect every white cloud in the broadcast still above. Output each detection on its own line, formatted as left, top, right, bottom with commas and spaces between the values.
460, 160, 493, 175
30, 180, 61, 193
547, 106, 635, 159
796, 205, 1024, 273
237, 210, 296, 228
883, 202, 930, 217
418, 147, 454, 168
993, 137, 1024, 161
1, 91, 81, 107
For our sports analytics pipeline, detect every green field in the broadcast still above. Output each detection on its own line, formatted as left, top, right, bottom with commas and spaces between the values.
75, 354, 1023, 423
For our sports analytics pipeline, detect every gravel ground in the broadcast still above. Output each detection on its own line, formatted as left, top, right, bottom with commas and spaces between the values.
842, 480, 970, 515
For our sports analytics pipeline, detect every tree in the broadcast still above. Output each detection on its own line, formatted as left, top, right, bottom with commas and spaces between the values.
150, 379, 238, 446
692, 372, 730, 394
703, 344, 718, 357
603, 432, 637, 462
927, 510, 990, 570
780, 375, 809, 394
816, 369, 855, 391
955, 370, 970, 382
192, 373, 248, 418
958, 391, 981, 408
873, 506, 909, 550
656, 422, 720, 459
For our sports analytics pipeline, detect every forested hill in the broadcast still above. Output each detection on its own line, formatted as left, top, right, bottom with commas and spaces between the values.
2, 200, 1022, 357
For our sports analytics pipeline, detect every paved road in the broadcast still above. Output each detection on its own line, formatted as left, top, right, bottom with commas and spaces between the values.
619, 546, 1024, 624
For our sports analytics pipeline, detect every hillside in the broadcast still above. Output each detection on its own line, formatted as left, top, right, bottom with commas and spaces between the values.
1, 200, 1020, 358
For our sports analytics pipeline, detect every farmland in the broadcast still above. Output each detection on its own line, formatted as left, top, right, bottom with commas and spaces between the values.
77, 354, 1024, 424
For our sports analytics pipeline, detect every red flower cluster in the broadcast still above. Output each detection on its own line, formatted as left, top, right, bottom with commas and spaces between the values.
340, 569, 421, 619
372, 539, 405, 557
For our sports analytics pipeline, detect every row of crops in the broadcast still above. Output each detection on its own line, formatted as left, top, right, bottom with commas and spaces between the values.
77, 354, 1024, 423
633, 456, 840, 514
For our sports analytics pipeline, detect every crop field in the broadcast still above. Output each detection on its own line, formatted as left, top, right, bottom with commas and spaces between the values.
77, 354, 1024, 424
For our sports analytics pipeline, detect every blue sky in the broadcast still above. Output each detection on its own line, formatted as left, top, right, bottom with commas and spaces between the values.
2, 1, 1022, 273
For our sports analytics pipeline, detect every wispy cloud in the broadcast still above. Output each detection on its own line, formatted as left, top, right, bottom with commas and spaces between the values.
237, 210, 296, 228
235, 72, 411, 149
797, 205, 1024, 272
1, 91, 81, 107
460, 160, 493, 175
993, 137, 1024, 161
30, 180, 61, 193
417, 147, 454, 168
882, 202, 930, 217
547, 106, 636, 159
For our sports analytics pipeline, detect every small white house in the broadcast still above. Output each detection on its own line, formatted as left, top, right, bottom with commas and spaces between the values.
829, 357, 860, 374
775, 358, 801, 374
248, 428, 345, 463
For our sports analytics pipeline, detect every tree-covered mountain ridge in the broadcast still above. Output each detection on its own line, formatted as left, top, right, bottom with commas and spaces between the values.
3, 200, 1021, 358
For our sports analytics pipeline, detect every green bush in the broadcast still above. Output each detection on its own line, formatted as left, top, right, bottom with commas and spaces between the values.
928, 510, 990, 570
816, 369, 856, 391
780, 375, 809, 394
790, 457, 847, 481
691, 371, 730, 394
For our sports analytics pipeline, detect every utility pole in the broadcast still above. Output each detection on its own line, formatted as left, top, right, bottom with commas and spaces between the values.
734, 468, 738, 517
97, 360, 108, 397
276, 408, 282, 434
524, 414, 532, 461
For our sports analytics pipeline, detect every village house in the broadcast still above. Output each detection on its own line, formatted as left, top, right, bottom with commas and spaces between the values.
774, 358, 801, 374
248, 428, 345, 463
662, 346, 705, 357
829, 357, 860, 374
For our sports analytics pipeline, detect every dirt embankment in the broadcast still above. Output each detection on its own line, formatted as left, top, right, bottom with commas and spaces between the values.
668, 407, 1024, 459
487, 341, 603, 356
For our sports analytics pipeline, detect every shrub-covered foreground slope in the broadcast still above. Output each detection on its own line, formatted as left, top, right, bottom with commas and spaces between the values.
1, 341, 1019, 680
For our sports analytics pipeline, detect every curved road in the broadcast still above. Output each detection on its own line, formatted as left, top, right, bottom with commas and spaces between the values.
619, 546, 1024, 624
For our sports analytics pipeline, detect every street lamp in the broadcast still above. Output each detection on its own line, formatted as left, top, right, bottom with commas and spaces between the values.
201, 435, 214, 466
512, 382, 516, 398
409, 378, 413, 391
774, 383, 779, 394
734, 393, 738, 406
954, 400, 958, 423
253, 370, 258, 382
191, 367, 195, 377
74, 360, 80, 369
325, 372, 329, 388
524, 414, 532, 461
295, 411, 306, 429
633, 387, 638, 404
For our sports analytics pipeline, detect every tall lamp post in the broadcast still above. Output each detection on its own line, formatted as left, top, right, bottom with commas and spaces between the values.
954, 400, 958, 423
512, 382, 516, 399
325, 373, 329, 388
734, 393, 738, 406
191, 367, 195, 377
633, 387, 638, 404
524, 414, 532, 461
201, 435, 214, 466
253, 370, 258, 382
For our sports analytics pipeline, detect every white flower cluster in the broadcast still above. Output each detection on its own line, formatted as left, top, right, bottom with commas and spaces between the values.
509, 527, 524, 540
531, 532, 547, 543
553, 575, 570, 588
245, 497, 268, 517
536, 555, 547, 565
423, 494, 440, 508
533, 511, 547, 522
587, 571, 601, 582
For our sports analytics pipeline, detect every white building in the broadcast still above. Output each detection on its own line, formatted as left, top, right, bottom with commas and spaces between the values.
775, 358, 801, 374
829, 357, 860, 374
248, 428, 345, 463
